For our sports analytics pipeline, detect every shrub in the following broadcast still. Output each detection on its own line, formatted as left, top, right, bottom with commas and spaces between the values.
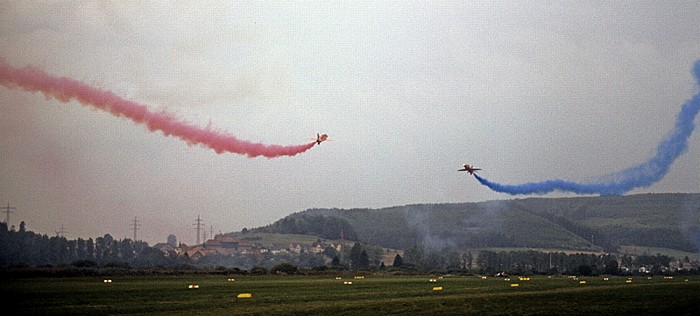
271, 263, 298, 275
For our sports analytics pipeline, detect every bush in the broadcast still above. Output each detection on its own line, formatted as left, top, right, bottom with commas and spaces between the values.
103, 261, 131, 269
271, 263, 298, 275
250, 266, 268, 275
71, 259, 98, 268
312, 265, 328, 272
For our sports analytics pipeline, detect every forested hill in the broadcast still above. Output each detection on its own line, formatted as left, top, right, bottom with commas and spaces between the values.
254, 193, 700, 253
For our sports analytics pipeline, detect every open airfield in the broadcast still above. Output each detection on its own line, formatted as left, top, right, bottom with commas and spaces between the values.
4, 275, 699, 315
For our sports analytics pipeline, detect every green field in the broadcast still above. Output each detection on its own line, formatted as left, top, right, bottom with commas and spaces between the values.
4, 275, 699, 315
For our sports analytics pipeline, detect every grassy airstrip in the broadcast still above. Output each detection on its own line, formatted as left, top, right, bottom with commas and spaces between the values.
4, 275, 699, 315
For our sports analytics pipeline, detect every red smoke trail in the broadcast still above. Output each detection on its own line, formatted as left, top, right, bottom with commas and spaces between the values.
0, 59, 316, 158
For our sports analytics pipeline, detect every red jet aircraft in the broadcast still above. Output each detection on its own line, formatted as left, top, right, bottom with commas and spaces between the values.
311, 133, 329, 145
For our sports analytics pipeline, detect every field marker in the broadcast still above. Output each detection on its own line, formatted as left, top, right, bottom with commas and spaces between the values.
510, 284, 519, 287
237, 293, 252, 299
432, 286, 443, 291
579, 281, 587, 284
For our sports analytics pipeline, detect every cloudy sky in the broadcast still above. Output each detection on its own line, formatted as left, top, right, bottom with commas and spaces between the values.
1, 1, 699, 245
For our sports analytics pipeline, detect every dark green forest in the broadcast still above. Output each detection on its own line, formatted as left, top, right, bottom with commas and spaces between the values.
275, 193, 700, 254
0, 221, 172, 269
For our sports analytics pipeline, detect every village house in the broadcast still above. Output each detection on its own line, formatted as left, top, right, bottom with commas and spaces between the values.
152, 242, 178, 255
203, 235, 253, 255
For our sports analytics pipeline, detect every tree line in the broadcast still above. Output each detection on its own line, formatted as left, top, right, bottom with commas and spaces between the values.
2, 222, 697, 276
253, 214, 359, 241
475, 250, 691, 276
0, 221, 382, 272
0, 222, 172, 268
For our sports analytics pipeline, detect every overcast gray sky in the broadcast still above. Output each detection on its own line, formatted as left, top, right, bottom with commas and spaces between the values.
1, 1, 699, 245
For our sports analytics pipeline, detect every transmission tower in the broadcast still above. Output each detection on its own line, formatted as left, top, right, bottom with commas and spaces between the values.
55, 224, 67, 238
131, 217, 141, 241
1, 203, 16, 225
194, 215, 203, 245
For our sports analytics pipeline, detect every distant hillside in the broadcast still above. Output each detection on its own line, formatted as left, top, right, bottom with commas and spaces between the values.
254, 193, 700, 254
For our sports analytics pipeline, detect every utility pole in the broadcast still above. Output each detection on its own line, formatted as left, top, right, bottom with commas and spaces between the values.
131, 217, 141, 241
1, 203, 16, 225
194, 215, 203, 245
210, 225, 214, 240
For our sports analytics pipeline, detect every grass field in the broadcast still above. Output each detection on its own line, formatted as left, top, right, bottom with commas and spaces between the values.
3, 274, 699, 315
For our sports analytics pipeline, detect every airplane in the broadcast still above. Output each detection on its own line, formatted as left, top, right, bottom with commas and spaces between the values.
311, 133, 329, 145
458, 163, 481, 174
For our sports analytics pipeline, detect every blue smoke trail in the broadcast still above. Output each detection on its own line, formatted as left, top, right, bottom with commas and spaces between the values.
475, 60, 700, 196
